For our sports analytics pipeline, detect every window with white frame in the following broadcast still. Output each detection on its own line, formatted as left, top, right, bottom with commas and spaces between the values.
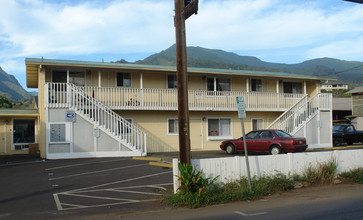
69, 71, 85, 86
251, 79, 262, 92
208, 118, 231, 137
207, 77, 231, 93
283, 82, 302, 94
167, 75, 177, 89
116, 72, 131, 87
252, 118, 263, 130
168, 119, 178, 135
13, 119, 36, 150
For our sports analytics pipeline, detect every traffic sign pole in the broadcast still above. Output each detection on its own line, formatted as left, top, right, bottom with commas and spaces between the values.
236, 97, 252, 191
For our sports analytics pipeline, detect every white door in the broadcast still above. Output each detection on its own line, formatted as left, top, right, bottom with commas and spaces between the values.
190, 118, 202, 150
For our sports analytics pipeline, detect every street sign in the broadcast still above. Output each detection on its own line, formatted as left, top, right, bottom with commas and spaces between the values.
65, 110, 76, 122
236, 97, 246, 119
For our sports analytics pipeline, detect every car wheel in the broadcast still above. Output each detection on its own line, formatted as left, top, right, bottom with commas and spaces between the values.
270, 145, 281, 155
225, 144, 235, 154
347, 141, 353, 145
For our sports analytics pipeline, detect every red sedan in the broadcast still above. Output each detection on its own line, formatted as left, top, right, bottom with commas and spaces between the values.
220, 129, 308, 155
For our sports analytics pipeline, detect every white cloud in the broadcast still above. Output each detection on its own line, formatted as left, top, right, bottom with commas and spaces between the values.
306, 37, 363, 61
0, 0, 175, 58
1, 0, 363, 88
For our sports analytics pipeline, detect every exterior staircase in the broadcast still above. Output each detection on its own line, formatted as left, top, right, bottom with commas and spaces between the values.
267, 93, 332, 136
47, 83, 147, 156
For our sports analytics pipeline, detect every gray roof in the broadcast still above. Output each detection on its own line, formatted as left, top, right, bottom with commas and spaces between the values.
25, 57, 335, 81
346, 87, 363, 94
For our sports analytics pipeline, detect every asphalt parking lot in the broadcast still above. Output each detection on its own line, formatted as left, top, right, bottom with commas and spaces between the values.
0, 157, 173, 219
1, 144, 362, 219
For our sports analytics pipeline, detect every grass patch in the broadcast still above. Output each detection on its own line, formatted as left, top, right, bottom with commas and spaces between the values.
162, 173, 294, 208
338, 168, 363, 184
163, 160, 346, 208
293, 160, 337, 185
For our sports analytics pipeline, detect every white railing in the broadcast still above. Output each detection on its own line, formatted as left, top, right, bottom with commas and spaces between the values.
46, 83, 147, 154
267, 93, 332, 134
46, 83, 305, 111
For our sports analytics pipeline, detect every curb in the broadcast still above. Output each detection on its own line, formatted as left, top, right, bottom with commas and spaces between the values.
149, 161, 173, 168
132, 157, 162, 162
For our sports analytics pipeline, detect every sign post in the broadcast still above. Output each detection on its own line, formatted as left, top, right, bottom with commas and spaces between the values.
236, 97, 252, 191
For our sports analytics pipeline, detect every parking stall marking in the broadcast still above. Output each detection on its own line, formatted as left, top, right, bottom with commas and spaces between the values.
48, 163, 146, 181
45, 158, 130, 171
54, 183, 172, 211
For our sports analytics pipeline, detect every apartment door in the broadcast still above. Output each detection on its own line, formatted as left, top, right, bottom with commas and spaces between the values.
0, 121, 5, 153
190, 118, 202, 150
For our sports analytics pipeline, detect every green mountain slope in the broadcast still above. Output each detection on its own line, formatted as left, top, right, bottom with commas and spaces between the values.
126, 45, 363, 82
0, 67, 32, 100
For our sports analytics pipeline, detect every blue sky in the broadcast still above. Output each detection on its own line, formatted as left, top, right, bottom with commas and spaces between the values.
1, 0, 363, 91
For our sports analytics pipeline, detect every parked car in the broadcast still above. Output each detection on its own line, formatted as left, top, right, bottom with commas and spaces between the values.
220, 129, 308, 155
332, 124, 363, 146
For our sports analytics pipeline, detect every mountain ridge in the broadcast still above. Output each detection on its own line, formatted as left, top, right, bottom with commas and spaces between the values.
124, 45, 362, 83
0, 67, 32, 100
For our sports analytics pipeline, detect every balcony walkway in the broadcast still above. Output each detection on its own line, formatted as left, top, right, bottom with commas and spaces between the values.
47, 83, 306, 112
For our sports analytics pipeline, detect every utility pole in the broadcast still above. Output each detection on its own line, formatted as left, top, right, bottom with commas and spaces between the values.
174, 0, 198, 165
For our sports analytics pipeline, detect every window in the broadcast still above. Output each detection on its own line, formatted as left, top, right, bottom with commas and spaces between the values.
251, 79, 262, 92
246, 131, 260, 139
275, 130, 292, 138
13, 119, 35, 150
283, 82, 302, 94
116, 72, 131, 87
252, 118, 263, 130
52, 70, 85, 86
168, 75, 177, 89
208, 118, 231, 137
69, 71, 85, 86
258, 131, 274, 139
50, 124, 67, 143
52, 70, 67, 83
168, 119, 178, 135
207, 78, 231, 92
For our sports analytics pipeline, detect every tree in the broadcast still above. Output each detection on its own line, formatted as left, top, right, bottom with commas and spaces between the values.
0, 95, 13, 108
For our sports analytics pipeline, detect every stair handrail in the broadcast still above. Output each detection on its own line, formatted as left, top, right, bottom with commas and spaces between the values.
276, 93, 320, 133
67, 83, 147, 154
267, 94, 308, 129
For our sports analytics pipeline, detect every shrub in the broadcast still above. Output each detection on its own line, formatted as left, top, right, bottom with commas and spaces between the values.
299, 160, 337, 185
339, 168, 363, 184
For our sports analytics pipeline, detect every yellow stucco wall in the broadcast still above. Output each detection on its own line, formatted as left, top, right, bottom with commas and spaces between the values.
115, 110, 281, 152
33, 64, 324, 157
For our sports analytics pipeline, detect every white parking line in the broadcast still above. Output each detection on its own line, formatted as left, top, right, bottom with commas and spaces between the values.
235, 211, 268, 217
54, 183, 172, 211
68, 170, 172, 193
63, 193, 140, 202
45, 158, 129, 171
48, 163, 146, 180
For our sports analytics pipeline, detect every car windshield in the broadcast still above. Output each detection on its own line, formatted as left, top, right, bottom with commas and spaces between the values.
333, 125, 345, 132
274, 130, 292, 138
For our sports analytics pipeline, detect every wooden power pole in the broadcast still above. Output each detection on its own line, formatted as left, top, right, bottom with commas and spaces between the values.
174, 0, 198, 165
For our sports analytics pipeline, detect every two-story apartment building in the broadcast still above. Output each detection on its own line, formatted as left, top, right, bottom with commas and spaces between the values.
25, 58, 333, 159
